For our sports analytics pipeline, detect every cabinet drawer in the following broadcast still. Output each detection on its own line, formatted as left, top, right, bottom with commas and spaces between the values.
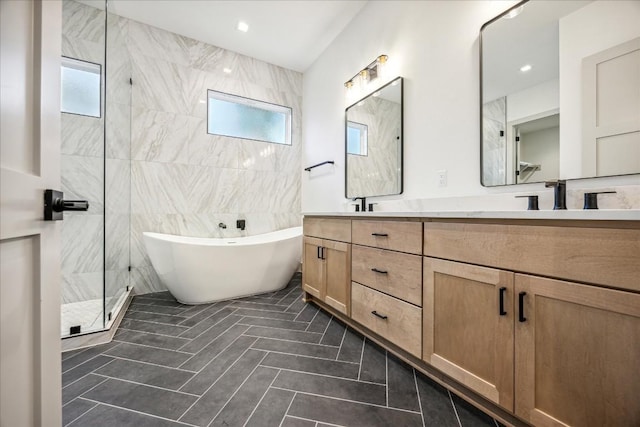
352, 245, 422, 306
351, 282, 422, 357
304, 217, 351, 242
424, 221, 640, 292
352, 220, 422, 254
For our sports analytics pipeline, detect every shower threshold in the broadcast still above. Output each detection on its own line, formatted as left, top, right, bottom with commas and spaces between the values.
61, 286, 133, 352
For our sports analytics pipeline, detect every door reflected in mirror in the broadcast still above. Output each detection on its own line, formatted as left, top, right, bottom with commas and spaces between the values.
346, 77, 403, 198
481, 0, 640, 187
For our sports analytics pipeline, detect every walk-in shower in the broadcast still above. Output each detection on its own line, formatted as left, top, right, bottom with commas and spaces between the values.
60, 0, 132, 339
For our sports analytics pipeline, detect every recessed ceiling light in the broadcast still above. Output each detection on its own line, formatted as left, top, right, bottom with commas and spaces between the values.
237, 21, 249, 32
504, 5, 524, 19
223, 68, 232, 74
520, 64, 532, 72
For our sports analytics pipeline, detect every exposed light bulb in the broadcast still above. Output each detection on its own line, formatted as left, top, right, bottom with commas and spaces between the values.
237, 21, 249, 32
520, 64, 532, 72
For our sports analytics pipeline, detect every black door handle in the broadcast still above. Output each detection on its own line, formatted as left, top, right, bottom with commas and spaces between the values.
44, 189, 89, 221
499, 287, 507, 316
518, 292, 527, 322
371, 233, 388, 237
371, 268, 388, 274
371, 310, 388, 320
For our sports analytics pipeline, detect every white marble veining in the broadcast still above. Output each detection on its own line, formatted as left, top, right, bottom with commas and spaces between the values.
62, 214, 104, 274
482, 97, 507, 186
122, 17, 302, 293
62, 272, 103, 305
61, 113, 104, 157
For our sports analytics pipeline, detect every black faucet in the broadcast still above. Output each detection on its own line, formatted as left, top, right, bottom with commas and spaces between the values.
352, 197, 367, 212
544, 180, 567, 210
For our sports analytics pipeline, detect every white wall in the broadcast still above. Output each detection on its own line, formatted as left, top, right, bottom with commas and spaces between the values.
302, 0, 639, 213
507, 79, 558, 123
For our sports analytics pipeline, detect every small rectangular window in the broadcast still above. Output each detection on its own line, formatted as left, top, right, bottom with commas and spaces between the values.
207, 90, 292, 145
61, 57, 101, 118
347, 121, 368, 156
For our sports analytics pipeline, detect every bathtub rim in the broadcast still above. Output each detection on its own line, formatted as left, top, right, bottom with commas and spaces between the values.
142, 225, 302, 247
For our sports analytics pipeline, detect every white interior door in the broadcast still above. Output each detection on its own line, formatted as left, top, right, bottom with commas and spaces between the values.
582, 37, 640, 177
1, 1, 63, 426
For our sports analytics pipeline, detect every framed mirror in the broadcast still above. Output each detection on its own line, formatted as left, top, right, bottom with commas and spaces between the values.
346, 76, 403, 198
481, 0, 640, 186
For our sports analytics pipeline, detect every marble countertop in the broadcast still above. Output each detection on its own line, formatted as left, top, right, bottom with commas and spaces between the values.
302, 210, 640, 221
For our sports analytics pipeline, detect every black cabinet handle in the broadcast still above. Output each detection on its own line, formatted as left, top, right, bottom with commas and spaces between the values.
317, 246, 321, 259
371, 233, 388, 237
499, 287, 507, 316
518, 292, 527, 322
371, 268, 388, 274
371, 310, 388, 320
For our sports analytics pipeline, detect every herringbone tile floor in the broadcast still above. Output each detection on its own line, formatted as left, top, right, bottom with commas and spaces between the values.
61, 273, 498, 427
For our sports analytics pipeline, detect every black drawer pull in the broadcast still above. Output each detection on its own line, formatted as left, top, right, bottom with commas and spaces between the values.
317, 246, 321, 259
371, 310, 388, 320
371, 268, 388, 274
371, 233, 388, 237
499, 287, 507, 316
518, 292, 527, 322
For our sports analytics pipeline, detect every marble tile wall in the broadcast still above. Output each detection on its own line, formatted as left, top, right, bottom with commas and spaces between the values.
61, 0, 105, 305
482, 97, 507, 186
347, 97, 401, 197
124, 19, 303, 294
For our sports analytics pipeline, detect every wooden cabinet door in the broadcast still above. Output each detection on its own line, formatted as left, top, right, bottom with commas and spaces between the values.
423, 258, 514, 411
515, 274, 640, 427
324, 240, 351, 315
302, 236, 324, 299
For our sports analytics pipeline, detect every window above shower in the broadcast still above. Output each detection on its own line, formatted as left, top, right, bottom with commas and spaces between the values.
61, 56, 101, 118
207, 90, 292, 145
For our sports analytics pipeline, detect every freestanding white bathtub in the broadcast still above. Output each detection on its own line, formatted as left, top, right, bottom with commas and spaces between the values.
143, 227, 302, 304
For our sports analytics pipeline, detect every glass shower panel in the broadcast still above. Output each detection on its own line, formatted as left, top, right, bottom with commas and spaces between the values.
60, 0, 106, 337
104, 4, 132, 323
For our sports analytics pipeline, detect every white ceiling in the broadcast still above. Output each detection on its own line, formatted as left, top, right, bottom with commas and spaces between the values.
107, 0, 368, 72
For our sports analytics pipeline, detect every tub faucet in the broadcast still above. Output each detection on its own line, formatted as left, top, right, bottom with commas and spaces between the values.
544, 180, 567, 210
352, 197, 367, 212
218, 222, 227, 229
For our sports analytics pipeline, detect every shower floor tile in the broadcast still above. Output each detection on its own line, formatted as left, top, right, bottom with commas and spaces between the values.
62, 273, 500, 427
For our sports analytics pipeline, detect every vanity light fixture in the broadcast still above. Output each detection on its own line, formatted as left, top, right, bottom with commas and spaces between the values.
504, 5, 524, 19
237, 21, 249, 32
344, 54, 389, 90
520, 64, 532, 72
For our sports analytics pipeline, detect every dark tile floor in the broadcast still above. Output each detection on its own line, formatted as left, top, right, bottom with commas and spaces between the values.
62, 273, 499, 427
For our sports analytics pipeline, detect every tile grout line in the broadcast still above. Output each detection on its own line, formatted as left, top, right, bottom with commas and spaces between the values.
78, 398, 200, 427
121, 318, 191, 331
178, 323, 249, 368
257, 364, 384, 386
286, 415, 344, 427
279, 391, 297, 427
177, 346, 259, 422
239, 322, 323, 335
241, 369, 282, 427
185, 332, 256, 376
334, 325, 348, 361
177, 308, 237, 339
318, 314, 333, 342
254, 349, 359, 365
204, 352, 272, 427
304, 309, 320, 332
102, 353, 199, 373
448, 389, 463, 427
249, 335, 339, 349
62, 358, 116, 389
385, 349, 389, 407
177, 303, 230, 327
413, 369, 426, 427
356, 337, 366, 381
177, 310, 240, 349
270, 386, 423, 415
118, 326, 191, 340
63, 401, 98, 427
62, 377, 109, 407
110, 339, 193, 355
89, 372, 201, 397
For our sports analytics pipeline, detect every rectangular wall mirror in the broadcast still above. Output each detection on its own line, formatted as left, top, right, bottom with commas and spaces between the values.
481, 0, 640, 186
346, 76, 403, 198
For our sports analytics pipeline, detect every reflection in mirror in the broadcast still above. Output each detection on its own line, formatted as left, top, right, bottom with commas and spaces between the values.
346, 77, 403, 198
481, 0, 640, 187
